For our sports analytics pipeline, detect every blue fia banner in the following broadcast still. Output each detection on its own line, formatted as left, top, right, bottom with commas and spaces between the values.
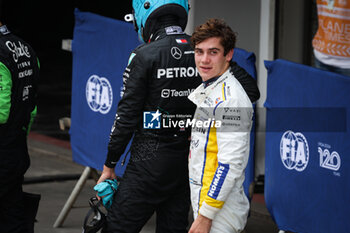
264, 59, 350, 233
70, 9, 139, 174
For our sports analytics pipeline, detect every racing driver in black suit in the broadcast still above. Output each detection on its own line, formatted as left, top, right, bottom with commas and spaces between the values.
97, 1, 260, 232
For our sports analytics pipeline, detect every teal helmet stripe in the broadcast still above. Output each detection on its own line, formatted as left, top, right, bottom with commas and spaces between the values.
132, 0, 189, 42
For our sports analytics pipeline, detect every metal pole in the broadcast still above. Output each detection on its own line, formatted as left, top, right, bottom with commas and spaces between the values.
53, 166, 92, 228
255, 0, 276, 177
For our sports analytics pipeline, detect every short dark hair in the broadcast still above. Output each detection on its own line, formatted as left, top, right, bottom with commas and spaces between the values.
191, 18, 237, 56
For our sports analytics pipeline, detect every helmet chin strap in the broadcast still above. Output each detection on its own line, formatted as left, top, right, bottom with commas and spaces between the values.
125, 12, 142, 41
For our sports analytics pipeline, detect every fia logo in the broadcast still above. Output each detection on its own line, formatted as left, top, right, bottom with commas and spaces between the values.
143, 110, 161, 129
280, 130, 309, 172
86, 75, 113, 114
318, 144, 341, 171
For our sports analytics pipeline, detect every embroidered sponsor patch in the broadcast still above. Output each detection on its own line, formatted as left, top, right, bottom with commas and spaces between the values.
0, 25, 10, 35
176, 38, 188, 44
165, 26, 183, 35
208, 163, 229, 199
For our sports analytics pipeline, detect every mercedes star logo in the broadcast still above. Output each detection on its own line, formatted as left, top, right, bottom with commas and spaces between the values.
171, 47, 182, 60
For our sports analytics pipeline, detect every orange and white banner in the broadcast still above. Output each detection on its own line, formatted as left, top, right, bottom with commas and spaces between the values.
313, 0, 350, 57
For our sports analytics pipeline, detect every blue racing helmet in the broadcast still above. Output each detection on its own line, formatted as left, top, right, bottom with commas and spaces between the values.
125, 0, 189, 42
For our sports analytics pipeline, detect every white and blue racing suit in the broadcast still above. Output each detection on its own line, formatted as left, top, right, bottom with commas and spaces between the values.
188, 67, 253, 233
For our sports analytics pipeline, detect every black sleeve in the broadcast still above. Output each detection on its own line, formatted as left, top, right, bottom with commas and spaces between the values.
230, 62, 260, 103
104, 52, 148, 168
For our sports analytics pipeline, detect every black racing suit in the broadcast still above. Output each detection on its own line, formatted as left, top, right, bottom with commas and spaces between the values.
103, 25, 260, 233
0, 25, 40, 233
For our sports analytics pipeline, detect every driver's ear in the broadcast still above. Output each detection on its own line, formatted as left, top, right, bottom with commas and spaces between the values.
225, 49, 234, 62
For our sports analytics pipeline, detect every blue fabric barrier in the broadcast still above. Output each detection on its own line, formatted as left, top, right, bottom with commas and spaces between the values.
70, 9, 139, 175
264, 59, 350, 233
233, 48, 257, 79
233, 48, 257, 200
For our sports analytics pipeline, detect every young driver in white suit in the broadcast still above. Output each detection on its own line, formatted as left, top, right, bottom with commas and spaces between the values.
188, 18, 258, 233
